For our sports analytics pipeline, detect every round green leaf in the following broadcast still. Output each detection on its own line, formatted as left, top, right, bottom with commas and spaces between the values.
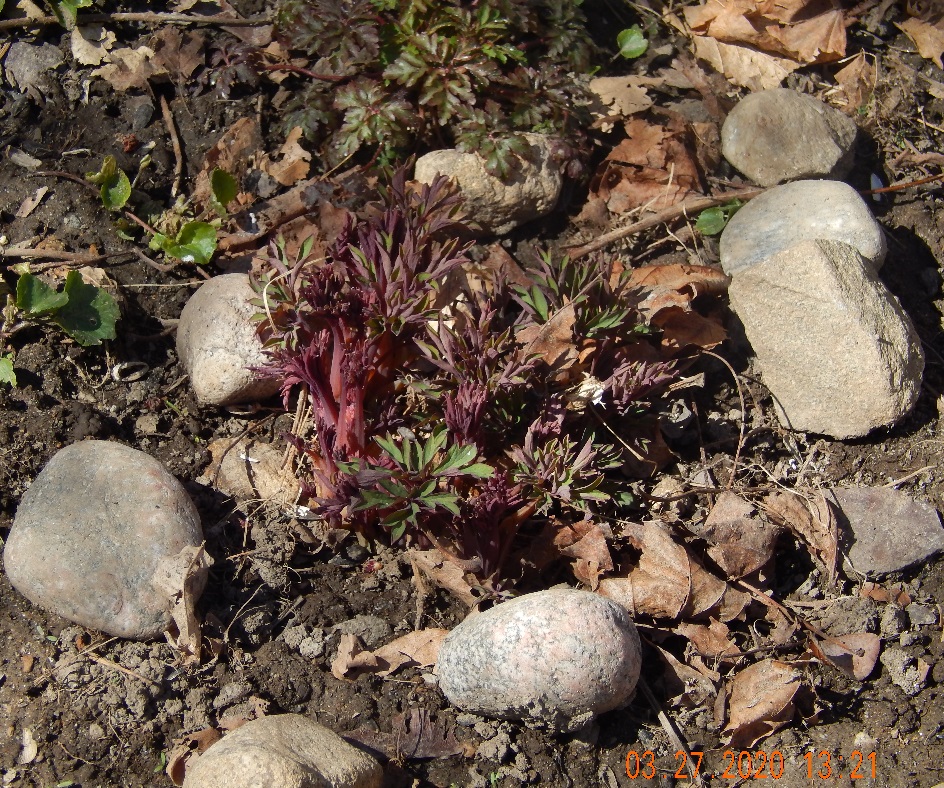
616, 26, 648, 59
695, 207, 728, 236
210, 168, 238, 214
159, 221, 218, 266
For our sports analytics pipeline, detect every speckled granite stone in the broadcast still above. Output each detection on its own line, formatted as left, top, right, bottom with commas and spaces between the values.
436, 588, 641, 731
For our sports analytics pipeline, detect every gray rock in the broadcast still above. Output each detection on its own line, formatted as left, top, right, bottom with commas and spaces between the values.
832, 487, 944, 577
720, 180, 886, 275
727, 239, 924, 438
879, 648, 927, 696
906, 603, 938, 627
333, 615, 392, 650
436, 588, 641, 732
722, 89, 858, 186
880, 605, 909, 638
176, 274, 281, 406
182, 714, 382, 788
3, 441, 205, 639
413, 134, 562, 235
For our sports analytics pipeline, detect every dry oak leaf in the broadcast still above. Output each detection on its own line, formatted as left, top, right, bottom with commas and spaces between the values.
675, 619, 739, 660
724, 659, 804, 748
370, 628, 448, 677
70, 25, 116, 66
763, 491, 839, 586
832, 51, 876, 114
898, 17, 944, 70
345, 707, 468, 762
151, 27, 206, 82
92, 46, 167, 92
254, 126, 312, 187
701, 491, 781, 579
591, 118, 701, 214
588, 76, 653, 126
331, 633, 379, 680
515, 302, 578, 371
409, 549, 481, 608
656, 644, 717, 708
598, 520, 739, 620
690, 36, 797, 91
684, 0, 846, 65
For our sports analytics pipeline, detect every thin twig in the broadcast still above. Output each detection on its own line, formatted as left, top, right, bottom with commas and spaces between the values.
159, 95, 184, 199
703, 350, 747, 490
87, 653, 161, 688
0, 12, 271, 32
565, 188, 763, 259
635, 677, 706, 787
0, 248, 117, 266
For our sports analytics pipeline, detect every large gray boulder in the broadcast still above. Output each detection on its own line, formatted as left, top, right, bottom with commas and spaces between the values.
727, 239, 923, 438
4, 441, 206, 639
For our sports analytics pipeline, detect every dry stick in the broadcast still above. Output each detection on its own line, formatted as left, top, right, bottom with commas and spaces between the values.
86, 653, 161, 689
0, 248, 116, 265
0, 12, 272, 32
703, 350, 747, 490
634, 677, 706, 787
159, 95, 184, 199
565, 188, 763, 260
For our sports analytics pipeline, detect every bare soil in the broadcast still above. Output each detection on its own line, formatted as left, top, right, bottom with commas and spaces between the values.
3, 3, 944, 787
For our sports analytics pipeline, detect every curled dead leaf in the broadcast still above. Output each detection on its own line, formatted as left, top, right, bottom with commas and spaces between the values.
809, 631, 881, 681
724, 659, 804, 748
515, 303, 578, 371
701, 491, 781, 579
763, 492, 838, 586
166, 727, 222, 787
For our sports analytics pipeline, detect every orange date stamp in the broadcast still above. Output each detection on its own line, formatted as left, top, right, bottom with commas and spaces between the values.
625, 749, 877, 781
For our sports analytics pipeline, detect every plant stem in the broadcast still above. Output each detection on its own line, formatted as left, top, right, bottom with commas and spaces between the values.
0, 12, 271, 32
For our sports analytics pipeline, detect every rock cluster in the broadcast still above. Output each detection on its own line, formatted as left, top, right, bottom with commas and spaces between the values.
719, 91, 923, 438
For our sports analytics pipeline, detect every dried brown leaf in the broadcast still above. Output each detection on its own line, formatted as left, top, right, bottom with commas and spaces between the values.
152, 544, 213, 664
408, 549, 481, 608
254, 126, 312, 187
331, 633, 379, 680
515, 302, 578, 371
833, 51, 876, 114
554, 519, 614, 590
92, 46, 166, 92
656, 645, 717, 707
192, 117, 263, 208
702, 491, 781, 579
809, 632, 881, 681
205, 437, 301, 507
151, 27, 205, 81
676, 619, 739, 660
690, 37, 796, 91
70, 25, 116, 66
15, 186, 47, 218
599, 521, 690, 618
649, 305, 727, 352
588, 76, 653, 125
345, 708, 468, 761
371, 629, 448, 677
724, 659, 803, 748
166, 727, 222, 786
898, 17, 944, 69
763, 492, 838, 586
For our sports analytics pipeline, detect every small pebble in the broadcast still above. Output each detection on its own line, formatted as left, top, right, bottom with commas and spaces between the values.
436, 588, 641, 732
906, 603, 938, 627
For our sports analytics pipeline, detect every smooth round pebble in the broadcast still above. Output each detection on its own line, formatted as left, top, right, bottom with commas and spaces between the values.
436, 588, 641, 732
182, 714, 383, 788
720, 180, 886, 276
721, 88, 857, 186
3, 441, 205, 640
176, 273, 281, 406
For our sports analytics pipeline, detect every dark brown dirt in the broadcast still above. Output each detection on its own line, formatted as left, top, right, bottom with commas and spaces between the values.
3, 4, 944, 787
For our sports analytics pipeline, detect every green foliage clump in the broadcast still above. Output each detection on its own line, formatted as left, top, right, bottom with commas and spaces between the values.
3, 270, 118, 347
252, 168, 679, 588
275, 0, 595, 177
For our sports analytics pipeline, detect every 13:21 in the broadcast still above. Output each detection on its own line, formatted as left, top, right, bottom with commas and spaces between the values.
804, 750, 876, 779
